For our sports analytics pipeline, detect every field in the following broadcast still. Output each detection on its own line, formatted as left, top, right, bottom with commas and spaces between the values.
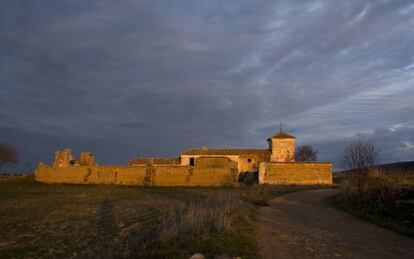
0, 175, 326, 258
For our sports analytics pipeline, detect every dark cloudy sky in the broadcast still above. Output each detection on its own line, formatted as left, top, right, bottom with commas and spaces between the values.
1, 0, 414, 171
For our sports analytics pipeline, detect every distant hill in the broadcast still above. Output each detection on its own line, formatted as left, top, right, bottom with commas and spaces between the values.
376, 161, 414, 171
334, 161, 414, 185
335, 161, 414, 173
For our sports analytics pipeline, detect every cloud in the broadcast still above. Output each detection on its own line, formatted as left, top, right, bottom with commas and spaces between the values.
1, 0, 414, 171
347, 6, 369, 26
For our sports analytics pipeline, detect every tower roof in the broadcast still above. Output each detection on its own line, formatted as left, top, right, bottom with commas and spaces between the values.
267, 132, 296, 141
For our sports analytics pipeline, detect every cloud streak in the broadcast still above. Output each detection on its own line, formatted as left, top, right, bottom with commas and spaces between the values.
1, 0, 414, 170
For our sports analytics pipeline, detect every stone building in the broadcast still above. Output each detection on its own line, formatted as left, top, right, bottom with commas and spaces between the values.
267, 132, 296, 162
129, 131, 300, 175
35, 130, 332, 186
179, 132, 296, 174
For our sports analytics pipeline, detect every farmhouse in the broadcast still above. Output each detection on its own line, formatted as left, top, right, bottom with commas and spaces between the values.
180, 132, 296, 172
35, 130, 332, 186
129, 132, 295, 172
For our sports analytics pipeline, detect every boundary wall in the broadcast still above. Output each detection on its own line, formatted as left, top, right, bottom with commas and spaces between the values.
259, 162, 332, 185
35, 157, 238, 187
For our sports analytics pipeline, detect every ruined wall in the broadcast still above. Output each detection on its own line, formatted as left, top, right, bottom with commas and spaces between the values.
79, 152, 96, 166
259, 162, 332, 185
35, 157, 238, 187
52, 148, 75, 168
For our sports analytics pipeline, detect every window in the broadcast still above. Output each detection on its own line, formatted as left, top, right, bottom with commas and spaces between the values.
247, 158, 252, 163
189, 157, 195, 166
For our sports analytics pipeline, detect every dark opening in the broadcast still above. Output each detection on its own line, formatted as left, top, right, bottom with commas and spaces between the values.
189, 157, 195, 166
247, 158, 252, 163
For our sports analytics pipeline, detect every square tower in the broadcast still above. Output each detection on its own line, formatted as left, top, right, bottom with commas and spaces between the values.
267, 132, 296, 162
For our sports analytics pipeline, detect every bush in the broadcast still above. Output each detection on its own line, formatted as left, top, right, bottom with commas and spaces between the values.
337, 169, 414, 236
0, 143, 18, 168
341, 169, 400, 211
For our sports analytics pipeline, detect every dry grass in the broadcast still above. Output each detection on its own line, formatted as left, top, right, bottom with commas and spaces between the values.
332, 169, 414, 237
340, 169, 401, 208
157, 193, 240, 242
127, 184, 330, 258
128, 191, 247, 258
0, 175, 328, 258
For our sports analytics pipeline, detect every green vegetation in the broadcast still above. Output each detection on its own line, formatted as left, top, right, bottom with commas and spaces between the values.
0, 175, 327, 258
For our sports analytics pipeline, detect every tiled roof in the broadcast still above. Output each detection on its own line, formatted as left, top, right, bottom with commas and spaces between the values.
181, 148, 270, 156
268, 132, 296, 140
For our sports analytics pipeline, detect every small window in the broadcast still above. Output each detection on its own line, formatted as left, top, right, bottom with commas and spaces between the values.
247, 158, 252, 163
189, 157, 195, 166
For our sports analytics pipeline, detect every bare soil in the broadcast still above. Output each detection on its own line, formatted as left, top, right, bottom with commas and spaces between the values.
256, 189, 414, 259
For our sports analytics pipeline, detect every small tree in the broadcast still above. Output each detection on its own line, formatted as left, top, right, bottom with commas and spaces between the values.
340, 139, 381, 195
340, 139, 380, 171
295, 145, 318, 162
0, 143, 18, 168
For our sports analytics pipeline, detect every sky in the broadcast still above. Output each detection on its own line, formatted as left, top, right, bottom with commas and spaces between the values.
1, 0, 414, 171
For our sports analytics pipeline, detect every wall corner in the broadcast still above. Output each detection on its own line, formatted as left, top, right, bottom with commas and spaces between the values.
258, 162, 266, 184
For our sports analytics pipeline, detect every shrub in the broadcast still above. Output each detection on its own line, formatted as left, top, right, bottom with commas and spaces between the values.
335, 169, 414, 236
0, 143, 18, 168
341, 169, 400, 209
338, 168, 414, 226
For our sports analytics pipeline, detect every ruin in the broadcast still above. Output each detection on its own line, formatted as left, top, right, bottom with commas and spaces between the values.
52, 149, 96, 168
35, 131, 332, 186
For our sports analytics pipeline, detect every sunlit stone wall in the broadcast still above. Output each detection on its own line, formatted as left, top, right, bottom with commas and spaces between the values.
259, 162, 332, 185
35, 157, 239, 187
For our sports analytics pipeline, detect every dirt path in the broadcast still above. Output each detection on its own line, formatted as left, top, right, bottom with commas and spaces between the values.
256, 189, 414, 259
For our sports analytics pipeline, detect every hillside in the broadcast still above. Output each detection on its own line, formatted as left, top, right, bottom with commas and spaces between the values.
335, 161, 414, 173
333, 161, 414, 185
376, 161, 414, 171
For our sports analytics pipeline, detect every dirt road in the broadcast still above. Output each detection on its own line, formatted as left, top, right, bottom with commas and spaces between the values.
256, 189, 414, 259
